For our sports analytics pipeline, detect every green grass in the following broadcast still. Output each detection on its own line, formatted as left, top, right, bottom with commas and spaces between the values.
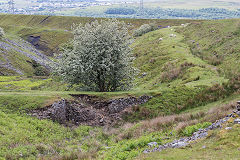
0, 34, 44, 76
178, 19, 240, 78
138, 123, 240, 160
134, 26, 227, 91
0, 15, 239, 160
0, 76, 51, 91
0, 110, 99, 159
123, 25, 229, 119
101, 131, 173, 160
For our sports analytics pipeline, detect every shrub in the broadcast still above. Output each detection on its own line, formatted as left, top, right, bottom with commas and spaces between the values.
30, 60, 49, 76
133, 23, 158, 37
34, 66, 49, 76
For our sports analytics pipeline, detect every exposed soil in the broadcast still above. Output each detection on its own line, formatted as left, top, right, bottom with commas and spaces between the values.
27, 35, 54, 56
31, 94, 151, 127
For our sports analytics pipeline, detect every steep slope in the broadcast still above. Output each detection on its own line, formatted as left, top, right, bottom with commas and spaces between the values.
134, 26, 227, 90
126, 25, 230, 119
179, 19, 240, 78
0, 34, 52, 75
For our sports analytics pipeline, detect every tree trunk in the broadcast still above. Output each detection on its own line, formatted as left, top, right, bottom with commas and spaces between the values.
97, 70, 106, 92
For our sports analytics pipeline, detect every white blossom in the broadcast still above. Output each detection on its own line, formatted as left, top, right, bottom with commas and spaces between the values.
54, 19, 136, 92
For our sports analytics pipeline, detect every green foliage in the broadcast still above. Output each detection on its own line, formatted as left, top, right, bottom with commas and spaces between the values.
30, 60, 49, 76
95, 7, 240, 19
0, 111, 98, 159
103, 132, 163, 160
34, 66, 49, 76
133, 23, 158, 37
54, 19, 136, 92
182, 122, 212, 136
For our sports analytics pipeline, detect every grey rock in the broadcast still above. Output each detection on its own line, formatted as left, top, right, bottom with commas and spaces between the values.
108, 95, 151, 114
31, 95, 151, 126
234, 118, 240, 124
148, 142, 158, 147
142, 72, 147, 77
143, 101, 240, 154
51, 99, 67, 123
171, 141, 188, 148
159, 38, 163, 41
143, 150, 150, 154
236, 111, 240, 116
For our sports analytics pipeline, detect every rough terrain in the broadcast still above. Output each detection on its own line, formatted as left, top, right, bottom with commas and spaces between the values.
31, 95, 151, 126
143, 101, 240, 154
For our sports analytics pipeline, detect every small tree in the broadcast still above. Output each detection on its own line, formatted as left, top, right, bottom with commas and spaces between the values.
54, 19, 136, 92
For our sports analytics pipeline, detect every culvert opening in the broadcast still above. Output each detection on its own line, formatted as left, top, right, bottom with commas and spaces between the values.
31, 95, 151, 127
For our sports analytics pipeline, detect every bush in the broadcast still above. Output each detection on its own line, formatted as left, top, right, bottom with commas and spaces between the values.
30, 60, 49, 76
34, 66, 49, 76
133, 23, 158, 37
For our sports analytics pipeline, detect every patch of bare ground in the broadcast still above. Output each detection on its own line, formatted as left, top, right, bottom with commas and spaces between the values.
31, 94, 151, 127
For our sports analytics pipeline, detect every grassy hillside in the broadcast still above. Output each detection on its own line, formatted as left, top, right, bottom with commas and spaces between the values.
0, 14, 239, 159
0, 14, 200, 56
178, 19, 240, 78
0, 33, 51, 76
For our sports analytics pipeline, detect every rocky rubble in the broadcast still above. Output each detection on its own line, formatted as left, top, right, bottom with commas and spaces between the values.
107, 95, 151, 114
31, 95, 151, 126
144, 101, 240, 154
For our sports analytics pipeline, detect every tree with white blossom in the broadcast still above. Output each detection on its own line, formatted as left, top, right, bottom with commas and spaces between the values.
54, 19, 136, 92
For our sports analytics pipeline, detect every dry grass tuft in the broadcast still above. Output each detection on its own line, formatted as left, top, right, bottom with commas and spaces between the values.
160, 61, 196, 82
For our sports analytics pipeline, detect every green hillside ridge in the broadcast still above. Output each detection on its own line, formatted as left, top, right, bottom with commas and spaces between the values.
134, 26, 227, 90
179, 19, 240, 78
0, 14, 200, 56
0, 14, 239, 159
